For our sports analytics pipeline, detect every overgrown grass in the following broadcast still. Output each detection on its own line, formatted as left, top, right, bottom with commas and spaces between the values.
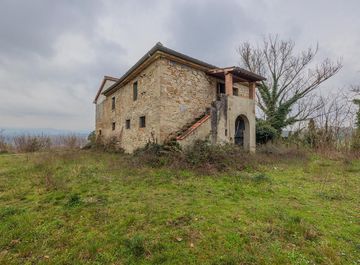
0, 149, 359, 264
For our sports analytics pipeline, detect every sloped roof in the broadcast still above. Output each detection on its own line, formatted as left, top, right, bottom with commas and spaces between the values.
102, 42, 265, 96
93, 76, 119, 103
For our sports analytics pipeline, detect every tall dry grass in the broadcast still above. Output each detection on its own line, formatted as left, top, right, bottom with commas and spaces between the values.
13, 135, 51, 152
2, 134, 87, 153
0, 131, 9, 153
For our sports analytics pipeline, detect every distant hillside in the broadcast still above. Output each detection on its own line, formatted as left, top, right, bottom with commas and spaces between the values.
0, 128, 90, 137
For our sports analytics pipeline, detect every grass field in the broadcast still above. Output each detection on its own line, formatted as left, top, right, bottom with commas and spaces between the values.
0, 150, 359, 264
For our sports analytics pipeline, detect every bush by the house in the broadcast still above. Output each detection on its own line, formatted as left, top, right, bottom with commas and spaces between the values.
256, 119, 278, 144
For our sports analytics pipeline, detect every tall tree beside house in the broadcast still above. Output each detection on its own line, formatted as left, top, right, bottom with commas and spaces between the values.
237, 35, 342, 133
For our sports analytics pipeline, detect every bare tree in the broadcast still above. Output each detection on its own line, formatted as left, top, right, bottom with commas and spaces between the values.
351, 85, 360, 129
316, 93, 353, 148
350, 84, 360, 95
0, 129, 8, 152
238, 35, 342, 132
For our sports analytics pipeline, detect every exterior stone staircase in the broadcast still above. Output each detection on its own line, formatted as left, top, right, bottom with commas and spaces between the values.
170, 111, 210, 141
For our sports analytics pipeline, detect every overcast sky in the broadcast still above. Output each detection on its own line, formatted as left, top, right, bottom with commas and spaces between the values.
0, 0, 359, 131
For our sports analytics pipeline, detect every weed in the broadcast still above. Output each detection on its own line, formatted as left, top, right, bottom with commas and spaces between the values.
167, 214, 192, 227
0, 207, 24, 220
13, 135, 51, 152
66, 194, 82, 207
211, 255, 238, 265
124, 234, 146, 258
252, 173, 271, 183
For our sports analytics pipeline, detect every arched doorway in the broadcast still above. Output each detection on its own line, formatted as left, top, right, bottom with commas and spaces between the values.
234, 115, 250, 149
235, 116, 245, 146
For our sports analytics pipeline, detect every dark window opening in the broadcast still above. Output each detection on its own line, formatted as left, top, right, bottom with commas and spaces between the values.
111, 97, 115, 110
126, 119, 131, 129
133, 81, 138, 101
216, 82, 225, 100
112, 122, 116, 131
139, 116, 146, 128
99, 129, 102, 136
233, 87, 239, 96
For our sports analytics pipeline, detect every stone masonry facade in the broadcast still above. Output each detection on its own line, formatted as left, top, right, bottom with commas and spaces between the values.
94, 43, 265, 153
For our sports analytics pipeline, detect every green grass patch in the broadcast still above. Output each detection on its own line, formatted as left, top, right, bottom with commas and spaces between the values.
0, 150, 359, 264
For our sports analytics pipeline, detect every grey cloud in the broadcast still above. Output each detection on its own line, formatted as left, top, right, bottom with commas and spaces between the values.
0, 0, 100, 59
167, 0, 260, 66
0, 0, 359, 131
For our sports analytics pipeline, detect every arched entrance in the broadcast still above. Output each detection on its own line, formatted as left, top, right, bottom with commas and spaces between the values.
234, 115, 249, 148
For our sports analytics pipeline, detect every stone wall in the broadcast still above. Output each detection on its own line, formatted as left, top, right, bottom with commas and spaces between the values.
95, 54, 256, 153
95, 79, 116, 136
96, 60, 161, 153
227, 95, 256, 152
177, 117, 211, 149
158, 58, 217, 142
210, 95, 228, 144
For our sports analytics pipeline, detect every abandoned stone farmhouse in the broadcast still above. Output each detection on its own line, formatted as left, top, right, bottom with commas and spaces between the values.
94, 42, 265, 153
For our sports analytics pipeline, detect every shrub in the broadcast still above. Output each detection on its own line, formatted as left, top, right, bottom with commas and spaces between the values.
0, 131, 9, 153
103, 136, 123, 153
82, 131, 96, 150
132, 139, 308, 173
351, 131, 360, 151
90, 135, 124, 153
252, 173, 271, 183
66, 194, 82, 207
184, 140, 249, 172
58, 134, 86, 149
256, 119, 278, 144
88, 130, 96, 144
124, 235, 146, 257
133, 142, 181, 167
13, 135, 51, 153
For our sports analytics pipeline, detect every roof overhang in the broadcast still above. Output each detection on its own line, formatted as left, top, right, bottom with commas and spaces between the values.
102, 42, 266, 97
102, 42, 217, 97
207, 67, 266, 82
93, 76, 119, 103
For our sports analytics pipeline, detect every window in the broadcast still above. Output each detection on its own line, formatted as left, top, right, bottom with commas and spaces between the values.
216, 82, 225, 100
111, 97, 115, 110
139, 116, 146, 128
112, 122, 116, 131
233, 87, 239, 96
133, 81, 138, 101
99, 129, 102, 136
217, 83, 225, 94
126, 119, 131, 129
